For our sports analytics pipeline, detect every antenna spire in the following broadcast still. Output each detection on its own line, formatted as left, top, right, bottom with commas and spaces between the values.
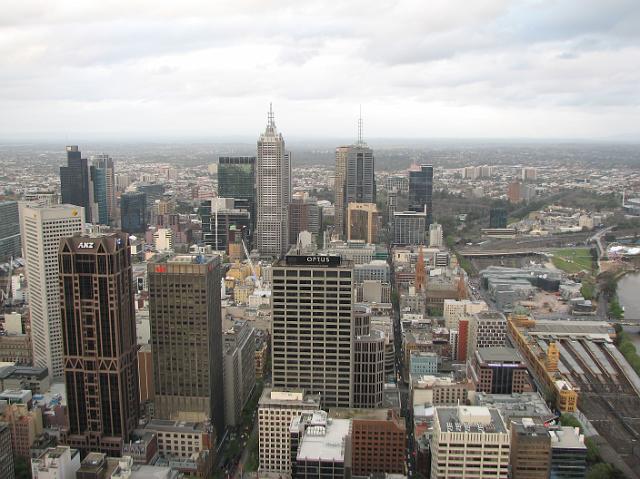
268, 102, 275, 128
357, 105, 363, 145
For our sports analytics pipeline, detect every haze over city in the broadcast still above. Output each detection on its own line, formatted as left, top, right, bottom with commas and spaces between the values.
1, 0, 639, 141
3, 2, 640, 479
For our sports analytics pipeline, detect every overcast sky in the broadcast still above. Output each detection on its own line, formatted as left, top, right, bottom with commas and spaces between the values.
1, 0, 639, 141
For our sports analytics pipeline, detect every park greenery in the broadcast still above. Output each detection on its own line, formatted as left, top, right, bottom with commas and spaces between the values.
550, 248, 594, 274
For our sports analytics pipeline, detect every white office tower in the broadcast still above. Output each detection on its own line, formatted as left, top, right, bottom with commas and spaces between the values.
431, 406, 510, 479
20, 204, 84, 379
255, 104, 291, 258
429, 222, 443, 248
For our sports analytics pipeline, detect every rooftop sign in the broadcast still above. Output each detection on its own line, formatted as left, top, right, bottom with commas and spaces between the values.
285, 255, 341, 267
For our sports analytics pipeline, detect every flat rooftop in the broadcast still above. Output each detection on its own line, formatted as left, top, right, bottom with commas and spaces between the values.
549, 426, 587, 450
145, 419, 206, 433
477, 346, 522, 363
259, 387, 321, 407
437, 406, 506, 434
297, 418, 350, 462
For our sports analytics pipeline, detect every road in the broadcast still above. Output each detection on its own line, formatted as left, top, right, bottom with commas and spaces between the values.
389, 258, 416, 477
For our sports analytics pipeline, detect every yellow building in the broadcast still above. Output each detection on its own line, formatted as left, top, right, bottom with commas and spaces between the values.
508, 315, 578, 412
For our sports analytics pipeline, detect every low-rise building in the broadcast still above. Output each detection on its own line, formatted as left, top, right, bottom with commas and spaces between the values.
510, 419, 551, 479
431, 406, 510, 479
549, 426, 587, 479
258, 388, 321, 475
31, 446, 81, 479
330, 408, 406, 477
469, 347, 532, 395
290, 410, 350, 479
223, 320, 256, 428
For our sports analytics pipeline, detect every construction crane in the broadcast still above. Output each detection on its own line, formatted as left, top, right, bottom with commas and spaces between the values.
241, 238, 262, 290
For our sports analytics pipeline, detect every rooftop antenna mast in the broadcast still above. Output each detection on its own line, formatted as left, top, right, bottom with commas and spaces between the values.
268, 102, 275, 128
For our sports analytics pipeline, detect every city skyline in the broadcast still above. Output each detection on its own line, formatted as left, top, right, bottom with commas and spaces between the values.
1, 1, 639, 141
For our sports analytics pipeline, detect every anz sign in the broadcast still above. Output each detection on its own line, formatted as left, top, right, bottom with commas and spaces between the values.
78, 242, 95, 249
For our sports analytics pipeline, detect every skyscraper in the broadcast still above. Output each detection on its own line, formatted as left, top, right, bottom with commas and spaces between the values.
60, 145, 98, 223
335, 117, 375, 237
59, 233, 139, 455
408, 164, 434, 224
0, 201, 21, 262
19, 204, 84, 379
91, 166, 109, 225
218, 156, 256, 234
148, 254, 224, 439
92, 154, 116, 224
255, 105, 291, 258
120, 192, 147, 234
272, 253, 354, 408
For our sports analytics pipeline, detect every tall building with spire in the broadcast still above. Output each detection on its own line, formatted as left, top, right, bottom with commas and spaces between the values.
255, 104, 291, 258
335, 113, 375, 238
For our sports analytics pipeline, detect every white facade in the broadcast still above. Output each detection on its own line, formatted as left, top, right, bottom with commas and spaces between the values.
153, 228, 174, 252
258, 388, 320, 475
20, 204, 84, 379
32, 446, 81, 479
429, 223, 443, 248
431, 406, 510, 479
255, 106, 291, 258
443, 299, 488, 329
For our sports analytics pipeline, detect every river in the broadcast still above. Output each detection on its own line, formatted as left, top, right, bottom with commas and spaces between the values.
618, 272, 640, 320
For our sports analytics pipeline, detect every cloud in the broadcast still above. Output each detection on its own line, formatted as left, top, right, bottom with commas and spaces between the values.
0, 0, 639, 139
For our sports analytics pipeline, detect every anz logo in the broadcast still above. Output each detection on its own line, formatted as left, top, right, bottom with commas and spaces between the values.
78, 242, 95, 249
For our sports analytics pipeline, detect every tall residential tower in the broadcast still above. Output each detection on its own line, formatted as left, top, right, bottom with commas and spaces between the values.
255, 105, 291, 258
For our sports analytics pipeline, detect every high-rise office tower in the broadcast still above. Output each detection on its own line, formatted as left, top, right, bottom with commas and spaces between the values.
352, 304, 385, 408
408, 164, 434, 224
429, 222, 443, 248
60, 146, 98, 223
272, 253, 354, 408
120, 192, 147, 234
199, 198, 251, 251
91, 166, 109, 225
218, 156, 256, 234
148, 254, 224, 439
288, 197, 321, 246
393, 211, 426, 245
19, 204, 84, 379
59, 233, 139, 455
335, 116, 375, 237
0, 201, 21, 262
255, 105, 291, 258
347, 203, 378, 244
92, 154, 115, 224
